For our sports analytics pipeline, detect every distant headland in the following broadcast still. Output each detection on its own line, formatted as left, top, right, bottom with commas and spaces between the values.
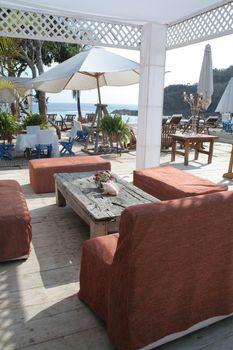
111, 109, 138, 116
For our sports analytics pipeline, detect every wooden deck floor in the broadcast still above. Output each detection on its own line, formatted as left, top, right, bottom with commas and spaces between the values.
1, 142, 233, 350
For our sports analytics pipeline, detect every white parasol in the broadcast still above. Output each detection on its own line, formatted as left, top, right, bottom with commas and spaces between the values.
32, 47, 139, 104
197, 44, 213, 109
215, 77, 233, 114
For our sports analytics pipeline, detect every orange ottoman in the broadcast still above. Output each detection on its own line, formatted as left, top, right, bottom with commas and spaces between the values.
29, 155, 111, 193
0, 180, 32, 262
133, 165, 228, 200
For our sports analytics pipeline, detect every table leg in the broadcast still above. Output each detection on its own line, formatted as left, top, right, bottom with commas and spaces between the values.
194, 141, 200, 160
55, 184, 66, 207
171, 139, 176, 162
90, 221, 108, 238
184, 140, 189, 165
208, 140, 214, 164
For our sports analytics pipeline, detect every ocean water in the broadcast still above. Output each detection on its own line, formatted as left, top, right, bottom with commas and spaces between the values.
32, 102, 138, 124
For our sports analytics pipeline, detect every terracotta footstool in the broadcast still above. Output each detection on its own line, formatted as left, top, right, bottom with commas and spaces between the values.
0, 180, 32, 262
133, 165, 228, 200
29, 155, 111, 193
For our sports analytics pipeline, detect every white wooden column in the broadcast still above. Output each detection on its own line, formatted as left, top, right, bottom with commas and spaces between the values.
136, 23, 167, 169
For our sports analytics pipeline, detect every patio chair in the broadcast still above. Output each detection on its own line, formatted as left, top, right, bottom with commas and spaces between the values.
65, 114, 76, 123
59, 124, 78, 156
74, 120, 89, 142
127, 128, 137, 149
0, 143, 14, 160
85, 113, 96, 123
47, 113, 57, 122
204, 116, 219, 128
35, 130, 53, 158
55, 115, 69, 131
161, 124, 177, 150
166, 114, 182, 125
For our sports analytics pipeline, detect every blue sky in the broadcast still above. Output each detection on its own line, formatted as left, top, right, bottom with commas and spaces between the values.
47, 33, 233, 106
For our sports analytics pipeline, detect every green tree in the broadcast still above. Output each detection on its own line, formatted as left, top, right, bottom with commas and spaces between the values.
0, 38, 82, 115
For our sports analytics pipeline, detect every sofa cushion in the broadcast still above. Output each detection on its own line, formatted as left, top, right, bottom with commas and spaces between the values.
29, 155, 111, 193
133, 165, 228, 200
0, 180, 32, 262
79, 233, 119, 321
107, 191, 233, 349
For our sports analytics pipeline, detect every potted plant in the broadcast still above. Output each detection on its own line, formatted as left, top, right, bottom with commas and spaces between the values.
100, 114, 131, 149
0, 111, 19, 144
22, 113, 49, 130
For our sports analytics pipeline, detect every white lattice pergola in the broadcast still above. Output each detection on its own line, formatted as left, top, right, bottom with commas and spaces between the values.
0, 2, 233, 49
0, 0, 232, 168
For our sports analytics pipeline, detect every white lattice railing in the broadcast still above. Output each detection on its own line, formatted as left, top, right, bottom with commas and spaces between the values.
0, 7, 142, 49
0, 2, 233, 50
167, 1, 233, 49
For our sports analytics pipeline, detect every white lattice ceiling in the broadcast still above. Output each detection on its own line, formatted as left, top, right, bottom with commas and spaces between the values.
1, 0, 231, 25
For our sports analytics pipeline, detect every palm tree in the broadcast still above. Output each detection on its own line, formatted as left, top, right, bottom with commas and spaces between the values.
72, 90, 82, 120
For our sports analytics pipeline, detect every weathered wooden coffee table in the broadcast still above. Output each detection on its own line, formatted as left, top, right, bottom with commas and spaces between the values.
54, 172, 158, 238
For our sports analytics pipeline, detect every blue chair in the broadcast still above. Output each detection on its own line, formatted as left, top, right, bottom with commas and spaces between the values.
76, 129, 89, 142
73, 120, 89, 142
223, 121, 233, 133
0, 143, 14, 160
35, 130, 53, 158
59, 138, 75, 156
59, 124, 80, 156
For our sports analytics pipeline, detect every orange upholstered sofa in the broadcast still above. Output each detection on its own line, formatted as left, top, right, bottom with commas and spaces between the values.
79, 190, 233, 349
0, 180, 32, 262
133, 165, 228, 200
29, 155, 111, 193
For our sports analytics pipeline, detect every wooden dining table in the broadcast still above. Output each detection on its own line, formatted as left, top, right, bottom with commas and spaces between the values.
169, 133, 218, 165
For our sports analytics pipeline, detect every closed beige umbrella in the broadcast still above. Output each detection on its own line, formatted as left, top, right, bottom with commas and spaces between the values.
197, 44, 213, 109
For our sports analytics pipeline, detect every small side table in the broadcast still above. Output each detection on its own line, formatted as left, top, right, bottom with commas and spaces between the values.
170, 133, 218, 165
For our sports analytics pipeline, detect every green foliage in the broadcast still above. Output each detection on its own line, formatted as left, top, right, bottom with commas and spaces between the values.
0, 111, 19, 142
42, 42, 82, 66
22, 113, 48, 129
100, 114, 131, 146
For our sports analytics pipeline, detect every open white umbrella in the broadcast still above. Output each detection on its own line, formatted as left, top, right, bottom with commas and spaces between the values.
215, 77, 233, 113
197, 44, 213, 109
32, 47, 139, 104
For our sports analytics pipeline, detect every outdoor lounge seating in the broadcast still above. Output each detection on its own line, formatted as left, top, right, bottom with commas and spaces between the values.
133, 165, 228, 200
29, 155, 111, 193
0, 180, 32, 262
79, 189, 233, 349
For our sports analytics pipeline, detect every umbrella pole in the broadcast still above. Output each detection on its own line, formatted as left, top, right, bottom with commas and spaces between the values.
96, 74, 102, 105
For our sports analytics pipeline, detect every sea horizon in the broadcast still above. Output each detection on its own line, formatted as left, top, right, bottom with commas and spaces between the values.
32, 102, 138, 124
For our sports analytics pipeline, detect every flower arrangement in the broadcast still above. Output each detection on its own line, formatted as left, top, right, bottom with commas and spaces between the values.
94, 170, 115, 188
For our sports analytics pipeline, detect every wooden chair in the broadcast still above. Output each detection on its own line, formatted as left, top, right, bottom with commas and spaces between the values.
65, 114, 76, 123
161, 124, 177, 150
127, 128, 137, 150
204, 116, 219, 128
47, 113, 57, 122
166, 114, 182, 125
55, 115, 69, 131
